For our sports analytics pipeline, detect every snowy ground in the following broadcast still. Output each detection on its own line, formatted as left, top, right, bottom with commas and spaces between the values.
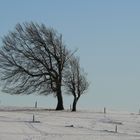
0, 106, 140, 140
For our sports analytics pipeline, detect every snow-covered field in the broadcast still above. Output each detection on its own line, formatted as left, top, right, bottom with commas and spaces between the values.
0, 106, 140, 140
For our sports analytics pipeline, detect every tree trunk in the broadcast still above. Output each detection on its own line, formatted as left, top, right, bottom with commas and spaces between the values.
72, 97, 77, 111
56, 87, 64, 110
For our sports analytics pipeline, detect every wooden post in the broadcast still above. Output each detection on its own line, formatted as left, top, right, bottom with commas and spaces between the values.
104, 107, 106, 114
70, 104, 71, 111
115, 125, 117, 133
35, 101, 37, 108
33, 114, 35, 122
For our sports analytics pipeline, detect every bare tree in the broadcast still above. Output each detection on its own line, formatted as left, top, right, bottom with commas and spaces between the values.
64, 57, 89, 111
0, 22, 71, 110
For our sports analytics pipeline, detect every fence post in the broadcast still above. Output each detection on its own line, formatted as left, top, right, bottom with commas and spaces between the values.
33, 114, 35, 122
70, 104, 71, 111
104, 107, 106, 114
35, 101, 37, 108
115, 125, 118, 133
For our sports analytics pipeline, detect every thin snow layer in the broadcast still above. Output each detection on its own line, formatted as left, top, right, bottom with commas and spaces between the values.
0, 107, 140, 140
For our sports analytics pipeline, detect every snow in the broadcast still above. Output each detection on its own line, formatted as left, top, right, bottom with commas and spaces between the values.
0, 106, 140, 140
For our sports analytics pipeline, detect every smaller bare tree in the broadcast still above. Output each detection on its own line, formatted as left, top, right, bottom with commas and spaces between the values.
64, 57, 89, 111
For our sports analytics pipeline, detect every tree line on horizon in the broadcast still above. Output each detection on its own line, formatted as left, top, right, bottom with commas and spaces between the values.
0, 22, 89, 111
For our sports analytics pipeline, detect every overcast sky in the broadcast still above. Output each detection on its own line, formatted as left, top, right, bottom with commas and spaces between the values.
0, 0, 140, 111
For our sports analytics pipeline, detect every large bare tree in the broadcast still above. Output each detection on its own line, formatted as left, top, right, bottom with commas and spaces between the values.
64, 57, 89, 111
0, 22, 70, 110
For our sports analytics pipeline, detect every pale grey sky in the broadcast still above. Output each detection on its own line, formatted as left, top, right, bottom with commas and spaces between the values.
0, 0, 140, 111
